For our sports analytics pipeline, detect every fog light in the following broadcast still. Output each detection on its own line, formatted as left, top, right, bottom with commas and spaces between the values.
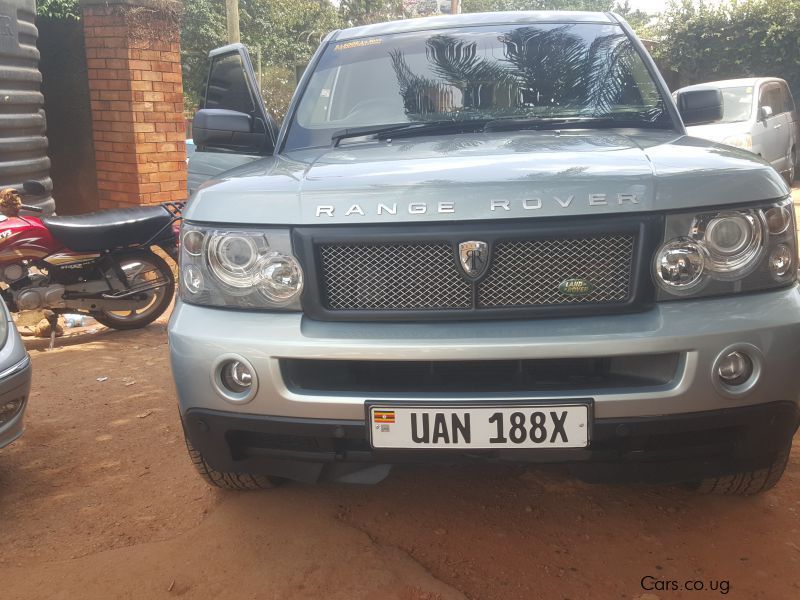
212, 355, 258, 404
717, 351, 753, 386
220, 360, 252, 394
0, 398, 22, 425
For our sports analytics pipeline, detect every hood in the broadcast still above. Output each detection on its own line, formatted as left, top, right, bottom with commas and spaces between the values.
685, 122, 749, 144
186, 130, 788, 225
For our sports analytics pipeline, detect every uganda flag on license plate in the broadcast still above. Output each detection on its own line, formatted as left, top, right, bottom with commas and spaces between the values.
373, 410, 395, 424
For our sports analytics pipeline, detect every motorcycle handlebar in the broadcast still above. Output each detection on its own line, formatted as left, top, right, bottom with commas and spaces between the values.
20, 204, 44, 213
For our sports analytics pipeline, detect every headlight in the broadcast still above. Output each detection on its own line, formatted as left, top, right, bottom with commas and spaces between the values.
257, 253, 304, 304
654, 198, 796, 300
207, 233, 260, 289
179, 224, 303, 310
654, 238, 706, 294
722, 133, 752, 151
697, 211, 764, 277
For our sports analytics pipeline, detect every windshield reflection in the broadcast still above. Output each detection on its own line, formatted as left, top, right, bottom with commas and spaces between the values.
288, 23, 670, 150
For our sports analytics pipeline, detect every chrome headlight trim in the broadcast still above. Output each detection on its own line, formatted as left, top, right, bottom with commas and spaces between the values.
179, 224, 303, 310
653, 238, 708, 295
696, 210, 765, 279
655, 197, 796, 300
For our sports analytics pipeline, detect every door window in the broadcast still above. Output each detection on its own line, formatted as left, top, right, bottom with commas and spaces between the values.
719, 86, 753, 123
759, 84, 782, 115
205, 53, 256, 115
780, 83, 796, 114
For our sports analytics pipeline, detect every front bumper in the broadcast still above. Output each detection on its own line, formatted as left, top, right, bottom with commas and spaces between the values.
0, 356, 32, 450
182, 401, 800, 484
169, 286, 800, 482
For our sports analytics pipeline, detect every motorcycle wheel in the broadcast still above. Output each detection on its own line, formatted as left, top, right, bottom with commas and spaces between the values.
92, 251, 175, 331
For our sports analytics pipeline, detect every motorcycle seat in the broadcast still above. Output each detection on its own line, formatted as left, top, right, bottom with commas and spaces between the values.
42, 206, 174, 252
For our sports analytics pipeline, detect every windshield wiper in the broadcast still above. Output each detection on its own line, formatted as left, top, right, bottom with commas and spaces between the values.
330, 115, 668, 146
483, 116, 669, 132
331, 119, 489, 146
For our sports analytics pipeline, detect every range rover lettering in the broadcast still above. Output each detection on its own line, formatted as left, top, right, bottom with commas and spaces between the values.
171, 11, 800, 495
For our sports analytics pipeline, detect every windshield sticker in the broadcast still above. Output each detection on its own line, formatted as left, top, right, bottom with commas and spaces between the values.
334, 38, 383, 51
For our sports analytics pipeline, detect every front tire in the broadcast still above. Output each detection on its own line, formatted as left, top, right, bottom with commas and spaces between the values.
184, 435, 278, 491
693, 444, 791, 496
92, 251, 175, 330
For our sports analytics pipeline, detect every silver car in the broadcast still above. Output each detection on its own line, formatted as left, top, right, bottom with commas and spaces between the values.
0, 297, 32, 450
676, 78, 798, 183
171, 12, 800, 495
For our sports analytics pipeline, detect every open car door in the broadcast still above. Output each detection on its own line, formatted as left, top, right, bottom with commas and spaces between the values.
188, 44, 278, 195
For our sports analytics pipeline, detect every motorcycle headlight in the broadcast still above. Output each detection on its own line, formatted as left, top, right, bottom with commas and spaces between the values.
179, 224, 303, 310
654, 198, 796, 300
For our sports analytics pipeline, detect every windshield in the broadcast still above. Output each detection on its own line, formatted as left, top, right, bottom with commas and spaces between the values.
719, 86, 754, 123
285, 23, 671, 150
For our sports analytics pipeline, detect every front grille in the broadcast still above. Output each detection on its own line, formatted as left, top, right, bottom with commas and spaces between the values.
319, 242, 471, 310
479, 236, 634, 307
318, 234, 635, 311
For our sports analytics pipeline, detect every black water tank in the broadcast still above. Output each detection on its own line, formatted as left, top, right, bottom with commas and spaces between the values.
0, 0, 53, 213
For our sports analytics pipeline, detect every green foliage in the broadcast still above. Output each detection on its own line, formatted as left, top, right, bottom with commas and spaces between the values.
648, 0, 800, 96
460, 0, 650, 30
339, 0, 405, 26
36, 0, 80, 20
181, 0, 342, 118
613, 1, 650, 30
181, 1, 412, 118
462, 0, 614, 12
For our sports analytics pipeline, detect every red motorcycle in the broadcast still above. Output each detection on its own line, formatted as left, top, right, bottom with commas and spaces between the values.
0, 181, 181, 330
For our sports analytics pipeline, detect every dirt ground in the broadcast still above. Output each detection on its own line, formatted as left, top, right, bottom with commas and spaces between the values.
0, 318, 797, 600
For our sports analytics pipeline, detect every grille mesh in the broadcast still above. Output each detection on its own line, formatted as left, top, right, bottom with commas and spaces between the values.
479, 235, 635, 307
319, 242, 471, 310
318, 234, 635, 311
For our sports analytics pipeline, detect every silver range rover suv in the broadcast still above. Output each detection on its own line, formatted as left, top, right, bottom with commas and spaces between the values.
171, 11, 800, 494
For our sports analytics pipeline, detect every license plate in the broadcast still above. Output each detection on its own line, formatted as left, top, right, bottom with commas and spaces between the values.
368, 403, 590, 449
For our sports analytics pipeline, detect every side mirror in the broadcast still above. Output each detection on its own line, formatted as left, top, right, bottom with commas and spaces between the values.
193, 108, 269, 153
676, 88, 723, 126
760, 105, 773, 121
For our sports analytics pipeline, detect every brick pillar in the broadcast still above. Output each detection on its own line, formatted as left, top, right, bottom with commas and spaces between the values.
80, 0, 186, 209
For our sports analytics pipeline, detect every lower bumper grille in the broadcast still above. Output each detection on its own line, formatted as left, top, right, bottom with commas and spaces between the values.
280, 354, 680, 394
